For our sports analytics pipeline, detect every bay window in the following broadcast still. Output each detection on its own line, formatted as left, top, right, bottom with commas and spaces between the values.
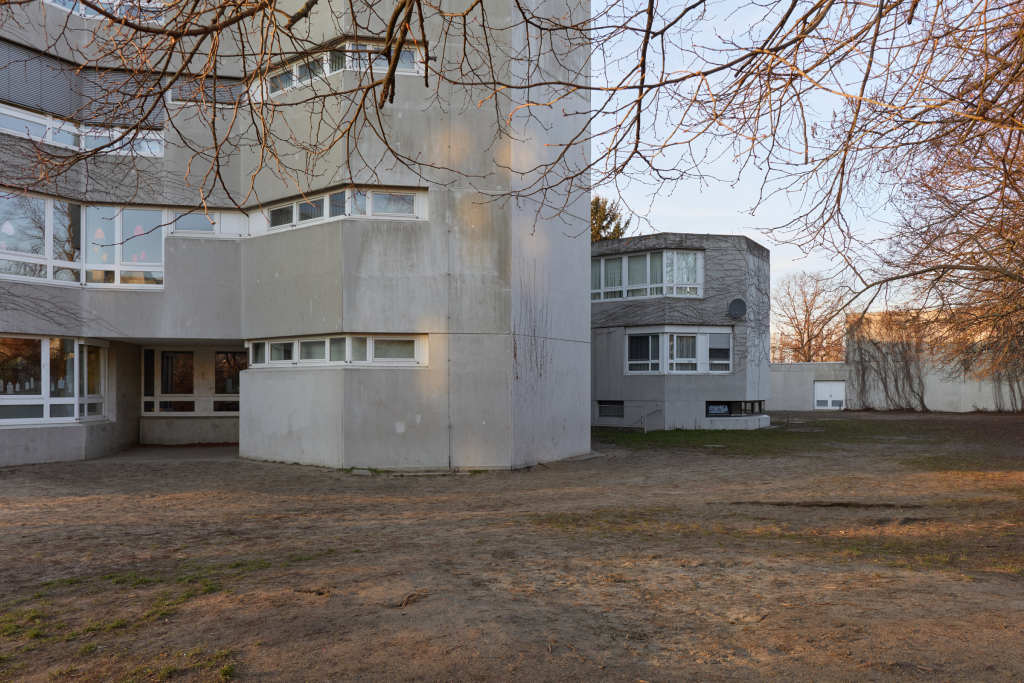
268, 187, 427, 228
592, 250, 702, 300
265, 41, 418, 96
0, 336, 106, 423
625, 328, 733, 375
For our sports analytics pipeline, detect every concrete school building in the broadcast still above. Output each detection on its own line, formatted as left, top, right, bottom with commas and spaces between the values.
0, 0, 591, 468
590, 234, 771, 431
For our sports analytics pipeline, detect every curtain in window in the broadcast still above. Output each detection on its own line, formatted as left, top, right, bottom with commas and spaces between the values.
627, 255, 647, 285
591, 260, 601, 290
649, 252, 663, 284
676, 335, 696, 359
604, 258, 622, 288
676, 252, 697, 284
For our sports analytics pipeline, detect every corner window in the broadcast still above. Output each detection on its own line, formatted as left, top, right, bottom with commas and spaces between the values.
251, 342, 266, 365
267, 188, 427, 228
592, 250, 701, 300
0, 336, 103, 423
627, 334, 659, 372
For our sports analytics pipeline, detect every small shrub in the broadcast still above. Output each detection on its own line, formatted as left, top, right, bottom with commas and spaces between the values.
77, 643, 97, 656
219, 663, 235, 680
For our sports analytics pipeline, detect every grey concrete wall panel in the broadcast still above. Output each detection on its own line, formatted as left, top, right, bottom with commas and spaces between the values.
240, 367, 346, 467
767, 362, 847, 412
0, 424, 87, 465
141, 416, 240, 445
1, 237, 241, 340
448, 333, 513, 469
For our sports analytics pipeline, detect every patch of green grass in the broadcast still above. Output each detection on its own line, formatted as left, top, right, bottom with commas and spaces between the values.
282, 548, 338, 567
26, 628, 46, 639
900, 453, 1024, 473
157, 664, 178, 680
77, 643, 97, 656
49, 665, 77, 679
40, 578, 84, 589
0, 653, 14, 665
594, 417, 947, 454
219, 663, 236, 679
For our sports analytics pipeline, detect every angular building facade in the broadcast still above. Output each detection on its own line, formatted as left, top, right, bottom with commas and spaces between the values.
590, 234, 770, 431
0, 0, 591, 468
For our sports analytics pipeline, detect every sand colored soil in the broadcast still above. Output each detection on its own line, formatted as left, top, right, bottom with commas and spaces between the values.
0, 411, 1022, 682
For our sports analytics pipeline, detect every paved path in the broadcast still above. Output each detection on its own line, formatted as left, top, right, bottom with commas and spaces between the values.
92, 445, 239, 462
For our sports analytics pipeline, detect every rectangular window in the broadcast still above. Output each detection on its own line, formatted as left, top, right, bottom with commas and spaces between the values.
352, 190, 367, 215
159, 401, 195, 413
269, 205, 293, 228
372, 192, 415, 215
0, 193, 45, 256
299, 339, 326, 361
50, 404, 75, 418
53, 266, 80, 282
0, 404, 44, 419
627, 334, 659, 372
351, 337, 367, 361
270, 342, 294, 362
269, 70, 294, 93
603, 258, 623, 299
85, 269, 115, 284
214, 401, 240, 412
84, 206, 116, 267
0, 337, 42, 396
665, 250, 702, 296
373, 339, 415, 360
296, 60, 324, 83
649, 251, 663, 295
0, 109, 47, 139
670, 335, 697, 372
329, 337, 346, 362
0, 259, 45, 278
53, 202, 82, 263
143, 348, 155, 396
706, 402, 731, 417
49, 338, 75, 398
215, 352, 247, 394
708, 333, 731, 372
329, 50, 346, 73
120, 271, 163, 285
121, 209, 164, 265
627, 254, 648, 297
597, 400, 624, 418
161, 351, 194, 394
251, 342, 266, 365
298, 199, 324, 222
174, 212, 216, 232
329, 192, 346, 217
590, 260, 601, 300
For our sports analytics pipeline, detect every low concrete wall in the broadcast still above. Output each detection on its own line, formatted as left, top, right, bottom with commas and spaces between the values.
140, 416, 240, 445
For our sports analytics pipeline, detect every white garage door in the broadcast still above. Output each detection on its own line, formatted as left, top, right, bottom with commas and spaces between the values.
813, 381, 846, 410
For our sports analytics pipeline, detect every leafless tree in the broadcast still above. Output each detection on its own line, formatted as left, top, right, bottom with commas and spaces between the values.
771, 271, 846, 363
846, 311, 928, 411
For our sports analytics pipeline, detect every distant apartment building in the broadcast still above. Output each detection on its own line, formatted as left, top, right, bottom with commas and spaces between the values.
590, 234, 770, 431
0, 0, 590, 468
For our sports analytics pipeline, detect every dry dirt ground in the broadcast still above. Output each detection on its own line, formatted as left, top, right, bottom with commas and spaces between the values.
1, 411, 1023, 683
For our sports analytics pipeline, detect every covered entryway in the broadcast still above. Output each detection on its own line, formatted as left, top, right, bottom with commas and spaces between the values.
814, 380, 846, 410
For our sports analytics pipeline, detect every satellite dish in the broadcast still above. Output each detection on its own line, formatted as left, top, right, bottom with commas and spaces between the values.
728, 298, 747, 319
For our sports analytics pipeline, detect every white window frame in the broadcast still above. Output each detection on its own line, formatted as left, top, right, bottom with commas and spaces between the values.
142, 347, 246, 416
260, 41, 420, 99
247, 335, 427, 367
592, 250, 704, 301
41, 0, 166, 23
0, 191, 168, 289
625, 333, 661, 374
624, 326, 733, 375
266, 188, 428, 229
0, 334, 107, 426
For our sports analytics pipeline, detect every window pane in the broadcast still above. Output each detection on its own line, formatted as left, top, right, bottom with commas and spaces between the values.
269, 206, 293, 227
0, 111, 46, 139
50, 124, 80, 147
0, 258, 46, 278
709, 334, 731, 351
252, 342, 266, 364
650, 335, 660, 361
649, 252, 663, 284
49, 404, 75, 418
663, 251, 673, 285
53, 267, 79, 282
121, 209, 163, 264
85, 270, 114, 284
329, 192, 346, 217
329, 337, 346, 361
0, 192, 45, 255
372, 192, 415, 215
351, 337, 367, 361
159, 401, 194, 412
270, 342, 293, 361
329, 50, 345, 73
174, 212, 216, 232
603, 258, 622, 288
53, 202, 82, 263
627, 335, 649, 362
398, 49, 417, 70
298, 198, 324, 222
677, 335, 696, 359
86, 402, 103, 416
85, 206, 116, 265
214, 401, 240, 412
299, 340, 326, 360
352, 190, 367, 215
160, 351, 193, 394
144, 348, 154, 396
296, 60, 323, 82
49, 338, 75, 398
590, 260, 600, 291
85, 345, 102, 395
269, 70, 293, 93
676, 252, 697, 284
627, 255, 647, 286
215, 351, 247, 394
0, 337, 42, 395
374, 339, 414, 359
0, 404, 44, 419
120, 270, 163, 285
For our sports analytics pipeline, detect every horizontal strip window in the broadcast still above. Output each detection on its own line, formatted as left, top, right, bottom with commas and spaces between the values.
0, 103, 163, 156
0, 335, 106, 425
267, 188, 427, 229
42, 0, 165, 23
249, 335, 425, 367
0, 191, 166, 288
263, 41, 419, 97
626, 331, 732, 375
592, 250, 703, 301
